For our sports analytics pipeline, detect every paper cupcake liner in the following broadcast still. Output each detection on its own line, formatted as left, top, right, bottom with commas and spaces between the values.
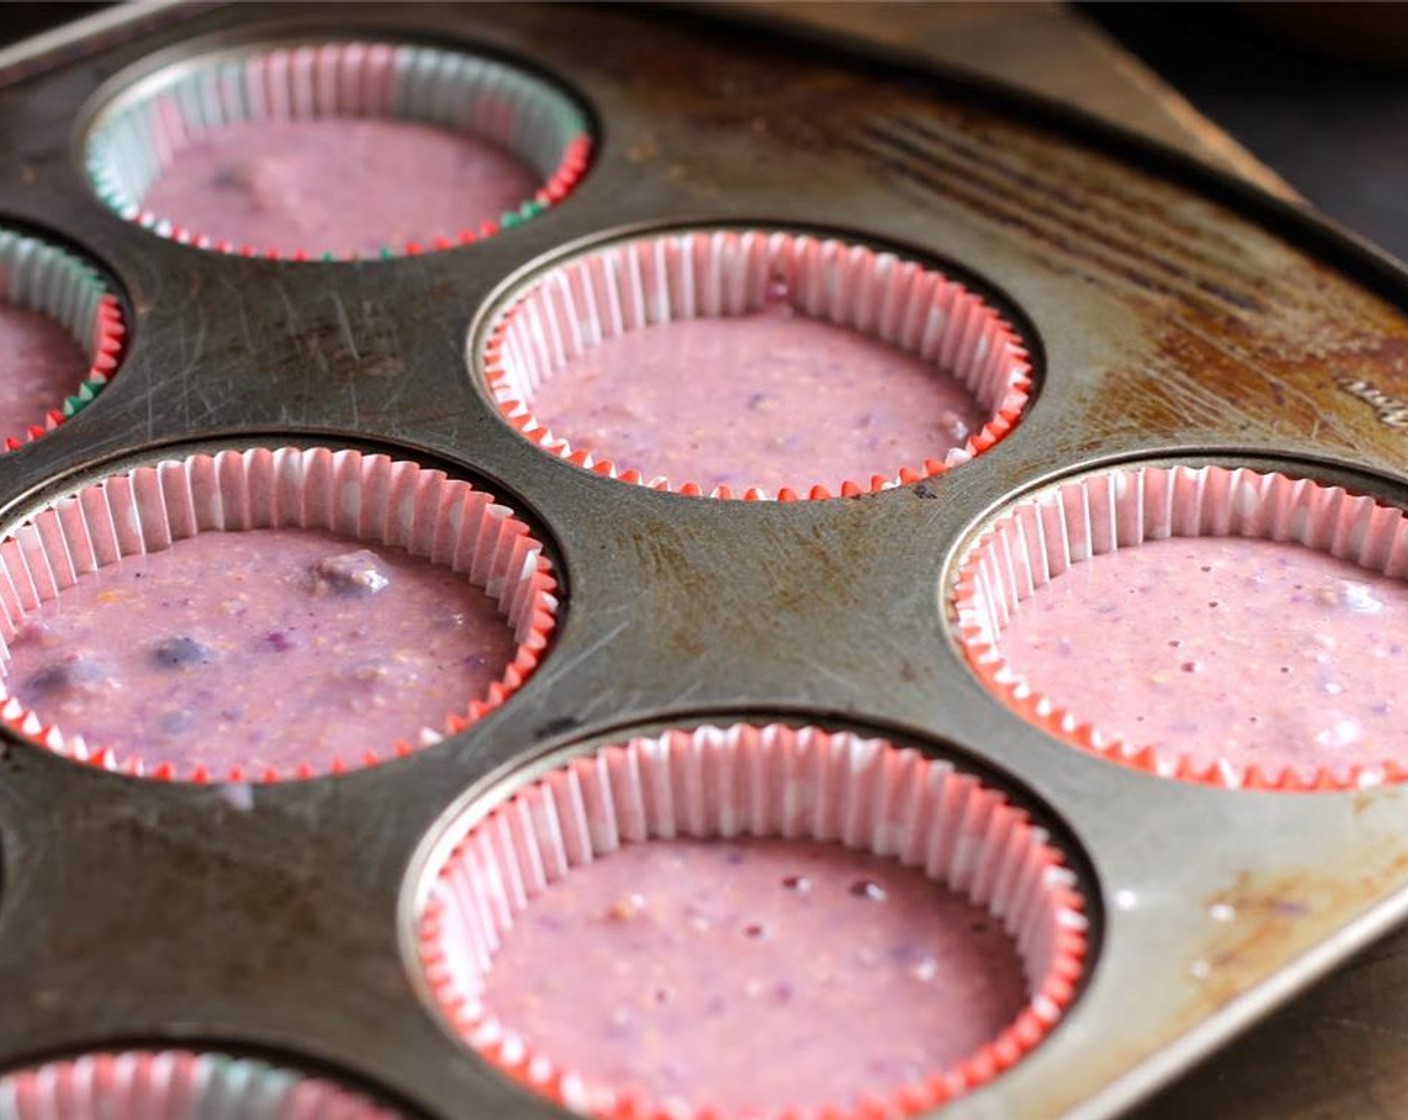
84, 41, 592, 261
0, 228, 125, 450
952, 463, 1408, 791
0, 446, 558, 783
416, 722, 1087, 1118
0, 1049, 401, 1119
483, 228, 1032, 500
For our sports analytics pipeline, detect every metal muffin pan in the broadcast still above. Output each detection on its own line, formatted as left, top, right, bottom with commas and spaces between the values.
4, 3, 1408, 1118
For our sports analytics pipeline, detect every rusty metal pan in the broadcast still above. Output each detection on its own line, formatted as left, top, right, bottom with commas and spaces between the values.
1, 4, 1408, 1119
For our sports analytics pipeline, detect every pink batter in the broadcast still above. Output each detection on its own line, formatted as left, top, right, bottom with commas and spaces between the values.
141, 118, 541, 257
4, 528, 516, 775
0, 304, 88, 435
999, 536, 1408, 773
481, 837, 1027, 1112
529, 302, 989, 493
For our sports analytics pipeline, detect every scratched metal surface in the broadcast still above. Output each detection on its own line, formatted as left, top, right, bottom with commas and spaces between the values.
3, 4, 1408, 1119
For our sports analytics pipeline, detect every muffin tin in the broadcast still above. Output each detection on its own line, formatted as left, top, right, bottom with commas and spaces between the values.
5, 3, 1408, 1118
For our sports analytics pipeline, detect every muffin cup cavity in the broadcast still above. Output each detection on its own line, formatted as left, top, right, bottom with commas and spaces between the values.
0, 1049, 402, 1118
0, 227, 125, 450
482, 228, 1032, 500
416, 722, 1087, 1118
952, 463, 1408, 791
84, 40, 592, 260
0, 446, 558, 782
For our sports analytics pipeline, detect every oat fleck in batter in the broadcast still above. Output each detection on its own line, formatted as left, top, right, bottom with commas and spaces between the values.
5, 528, 517, 774
482, 837, 1027, 1112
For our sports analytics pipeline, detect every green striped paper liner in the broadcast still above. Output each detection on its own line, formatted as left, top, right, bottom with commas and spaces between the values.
0, 1049, 402, 1118
0, 228, 124, 450
84, 41, 592, 261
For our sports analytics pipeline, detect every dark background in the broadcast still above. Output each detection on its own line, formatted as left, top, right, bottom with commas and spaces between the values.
1085, 1, 1408, 260
0, 3, 102, 46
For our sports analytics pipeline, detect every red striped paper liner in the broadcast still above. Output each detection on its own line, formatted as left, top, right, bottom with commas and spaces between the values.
482, 228, 1032, 500
952, 462, 1408, 791
0, 446, 558, 783
416, 722, 1088, 1118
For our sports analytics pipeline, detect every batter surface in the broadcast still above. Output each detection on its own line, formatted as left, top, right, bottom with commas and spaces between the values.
0, 303, 88, 435
999, 536, 1408, 773
142, 118, 540, 257
481, 837, 1027, 1112
6, 528, 517, 774
530, 302, 989, 494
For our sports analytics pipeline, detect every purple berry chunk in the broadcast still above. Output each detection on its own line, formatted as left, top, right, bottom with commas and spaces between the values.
159, 708, 198, 734
152, 636, 215, 669
264, 630, 296, 653
210, 165, 249, 190
23, 655, 110, 697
